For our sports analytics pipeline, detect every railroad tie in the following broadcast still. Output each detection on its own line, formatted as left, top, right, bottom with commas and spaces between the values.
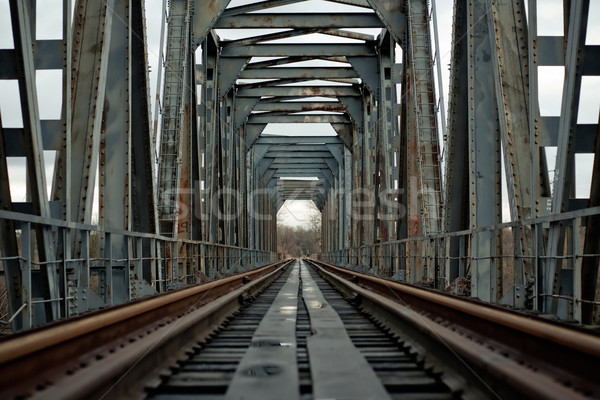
225, 261, 301, 400
300, 260, 392, 400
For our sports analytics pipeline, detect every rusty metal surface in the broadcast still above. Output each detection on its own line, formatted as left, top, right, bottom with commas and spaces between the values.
0, 260, 293, 399
306, 259, 600, 398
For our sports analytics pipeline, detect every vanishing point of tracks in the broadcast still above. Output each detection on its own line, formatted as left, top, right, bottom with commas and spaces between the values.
1, 259, 599, 399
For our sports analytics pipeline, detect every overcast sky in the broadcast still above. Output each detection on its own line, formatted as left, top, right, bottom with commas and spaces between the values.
0, 0, 599, 227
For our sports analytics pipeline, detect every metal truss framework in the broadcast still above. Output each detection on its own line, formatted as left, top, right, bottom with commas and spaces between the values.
0, 0, 598, 331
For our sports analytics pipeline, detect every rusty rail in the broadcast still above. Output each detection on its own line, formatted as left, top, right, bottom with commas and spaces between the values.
0, 260, 293, 399
305, 259, 600, 399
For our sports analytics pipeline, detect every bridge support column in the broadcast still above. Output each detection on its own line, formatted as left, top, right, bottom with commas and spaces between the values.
544, 0, 594, 318
466, 0, 503, 302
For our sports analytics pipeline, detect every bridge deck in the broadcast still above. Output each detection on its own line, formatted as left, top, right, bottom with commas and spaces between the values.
148, 261, 454, 400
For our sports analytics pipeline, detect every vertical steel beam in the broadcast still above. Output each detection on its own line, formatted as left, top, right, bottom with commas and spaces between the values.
237, 108, 248, 249
20, 223, 33, 329
396, 59, 409, 246
67, 0, 117, 311
69, 0, 113, 227
247, 148, 255, 252
51, 0, 72, 222
98, 0, 132, 305
487, 0, 535, 294
130, 1, 160, 292
362, 91, 376, 249
9, 0, 59, 321
443, 0, 470, 284
337, 160, 344, 251
102, 0, 132, 237
202, 37, 220, 243
344, 147, 352, 251
157, 0, 190, 236
351, 97, 363, 257
581, 119, 600, 323
467, 0, 503, 302
487, 0, 531, 222
95, 0, 158, 304
222, 92, 235, 246
544, 0, 590, 315
526, 1, 553, 220
406, 0, 442, 237
404, 0, 442, 283
177, 47, 194, 243
130, 0, 158, 235
104, 233, 113, 305
377, 33, 397, 247
190, 79, 203, 244
0, 117, 23, 330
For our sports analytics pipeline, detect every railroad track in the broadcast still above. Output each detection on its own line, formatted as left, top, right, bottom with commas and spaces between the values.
0, 259, 599, 399
0, 260, 293, 399
306, 259, 600, 400
146, 261, 458, 400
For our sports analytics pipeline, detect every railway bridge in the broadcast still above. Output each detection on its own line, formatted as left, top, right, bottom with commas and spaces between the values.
0, 0, 600, 398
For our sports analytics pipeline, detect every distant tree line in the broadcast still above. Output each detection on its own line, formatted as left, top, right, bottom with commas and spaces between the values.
277, 223, 320, 258
277, 202, 321, 258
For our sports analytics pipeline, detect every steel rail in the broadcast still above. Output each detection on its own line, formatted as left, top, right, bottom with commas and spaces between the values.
0, 260, 293, 399
306, 259, 600, 399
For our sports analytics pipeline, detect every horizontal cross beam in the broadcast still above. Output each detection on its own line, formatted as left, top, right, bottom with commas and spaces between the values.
274, 169, 329, 174
270, 163, 331, 169
274, 172, 326, 177
265, 151, 335, 158
221, 44, 376, 58
247, 114, 350, 124
237, 86, 361, 97
271, 157, 334, 163
214, 13, 384, 29
253, 102, 346, 113
239, 67, 358, 80
257, 135, 342, 144
266, 144, 331, 152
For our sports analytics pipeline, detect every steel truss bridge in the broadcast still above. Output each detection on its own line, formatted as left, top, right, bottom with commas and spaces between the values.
0, 0, 599, 335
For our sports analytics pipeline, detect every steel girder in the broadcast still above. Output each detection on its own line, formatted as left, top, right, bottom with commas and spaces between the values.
0, 0, 159, 330
385, 0, 443, 284
366, 0, 406, 45
443, 0, 470, 286
71, 0, 158, 306
1, 0, 62, 328
221, 44, 377, 58
543, 0, 596, 320
444, 0, 523, 301
214, 13, 384, 29
201, 36, 220, 244
239, 67, 358, 80
441, 0, 600, 318
101, 0, 159, 303
157, 0, 189, 237
0, 0, 444, 329
487, 0, 534, 304
7, 0, 596, 331
467, 0, 503, 302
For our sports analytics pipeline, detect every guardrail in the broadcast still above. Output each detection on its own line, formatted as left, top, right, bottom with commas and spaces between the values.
0, 210, 277, 331
318, 206, 600, 323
